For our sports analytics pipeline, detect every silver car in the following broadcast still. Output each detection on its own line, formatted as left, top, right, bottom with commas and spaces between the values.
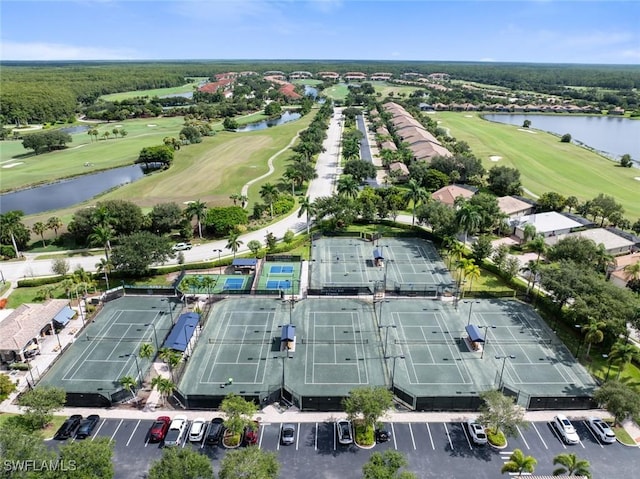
336, 419, 353, 445
281, 423, 295, 445
588, 417, 616, 444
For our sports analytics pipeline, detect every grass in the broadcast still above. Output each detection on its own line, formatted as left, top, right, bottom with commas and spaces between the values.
99, 79, 208, 102
323, 84, 350, 101
291, 79, 324, 86
611, 423, 637, 446
433, 112, 640, 219
0, 413, 67, 440
372, 81, 421, 98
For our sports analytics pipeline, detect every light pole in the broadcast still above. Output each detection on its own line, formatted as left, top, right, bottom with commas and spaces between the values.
379, 324, 396, 358
121, 353, 142, 387
495, 354, 516, 389
386, 355, 405, 391
464, 300, 481, 326
603, 354, 613, 381
143, 323, 160, 350
162, 299, 174, 324
213, 248, 222, 264
183, 324, 195, 355
574, 324, 584, 359
479, 325, 496, 359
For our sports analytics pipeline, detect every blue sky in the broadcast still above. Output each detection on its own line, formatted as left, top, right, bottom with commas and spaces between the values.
1, 1, 638, 64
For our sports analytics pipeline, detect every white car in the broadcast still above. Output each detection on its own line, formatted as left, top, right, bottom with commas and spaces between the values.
188, 417, 206, 442
164, 415, 188, 447
172, 242, 192, 251
336, 419, 353, 445
553, 414, 580, 445
588, 417, 616, 444
466, 419, 488, 445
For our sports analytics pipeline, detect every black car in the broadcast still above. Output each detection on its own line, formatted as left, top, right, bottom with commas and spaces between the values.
205, 417, 225, 445
375, 429, 390, 443
54, 415, 83, 440
76, 414, 100, 439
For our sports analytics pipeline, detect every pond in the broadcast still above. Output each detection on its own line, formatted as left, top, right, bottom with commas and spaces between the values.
59, 125, 92, 135
483, 114, 639, 165
0, 164, 147, 215
235, 111, 302, 132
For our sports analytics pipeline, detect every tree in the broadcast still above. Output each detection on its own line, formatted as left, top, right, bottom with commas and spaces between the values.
219, 447, 279, 479
226, 231, 243, 259
46, 216, 63, 238
581, 317, 606, 359
537, 191, 567, 212
465, 263, 481, 293
0, 424, 57, 478
593, 380, 640, 426
247, 239, 262, 256
59, 437, 115, 479
609, 340, 640, 379
344, 159, 376, 183
522, 119, 531, 128
22, 130, 72, 154
501, 449, 537, 477
620, 153, 633, 168
88, 225, 114, 262
337, 175, 360, 199
139, 343, 155, 361
456, 202, 481, 244
204, 206, 248, 236
471, 235, 493, 263
17, 386, 66, 430
148, 447, 214, 479
343, 386, 394, 430
298, 196, 315, 236
120, 375, 137, 397
478, 390, 526, 439
149, 202, 183, 234
265, 231, 277, 251
135, 145, 174, 168
624, 261, 640, 281
0, 373, 17, 401
220, 393, 258, 445
150, 377, 175, 406
264, 101, 282, 116
0, 210, 29, 257
259, 183, 279, 218
552, 453, 592, 478
561, 133, 572, 143
487, 165, 522, 196
110, 232, 174, 275
223, 117, 239, 130
51, 257, 71, 277
565, 196, 579, 213
185, 200, 207, 239
31, 222, 47, 247
403, 179, 428, 226
362, 450, 417, 479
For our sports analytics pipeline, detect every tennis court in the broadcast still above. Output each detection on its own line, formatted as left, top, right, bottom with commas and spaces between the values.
255, 261, 301, 293
179, 274, 252, 294
309, 237, 454, 294
38, 296, 178, 398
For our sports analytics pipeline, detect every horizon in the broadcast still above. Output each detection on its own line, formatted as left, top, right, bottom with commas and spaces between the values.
1, 0, 639, 65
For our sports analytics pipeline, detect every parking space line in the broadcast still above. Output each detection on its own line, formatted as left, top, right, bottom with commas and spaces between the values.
110, 419, 123, 441
547, 423, 566, 449
408, 424, 416, 450
333, 422, 336, 451
391, 423, 397, 450
277, 424, 282, 451
258, 425, 265, 449
443, 423, 453, 450
93, 418, 107, 442
315, 423, 318, 450
426, 423, 435, 450
531, 423, 548, 450
583, 421, 603, 448
578, 439, 585, 449
460, 423, 473, 450
126, 420, 140, 447
296, 423, 300, 450
516, 426, 530, 450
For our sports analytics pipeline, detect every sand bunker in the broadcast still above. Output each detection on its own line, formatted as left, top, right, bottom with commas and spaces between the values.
147, 124, 157, 127
2, 162, 24, 168
489, 156, 502, 162
517, 128, 537, 134
464, 115, 473, 118
634, 177, 640, 182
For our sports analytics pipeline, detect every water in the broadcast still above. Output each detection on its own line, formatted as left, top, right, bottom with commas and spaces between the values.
0, 164, 146, 215
304, 86, 318, 99
60, 125, 91, 135
483, 114, 640, 164
160, 91, 194, 99
235, 111, 301, 132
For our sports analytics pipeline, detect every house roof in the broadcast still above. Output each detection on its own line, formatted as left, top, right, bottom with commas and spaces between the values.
514, 212, 583, 233
389, 162, 409, 174
498, 196, 534, 215
614, 252, 640, 270
380, 141, 397, 151
564, 228, 634, 252
0, 299, 70, 352
431, 185, 476, 206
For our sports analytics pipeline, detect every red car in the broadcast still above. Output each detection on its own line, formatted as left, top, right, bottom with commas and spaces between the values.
149, 416, 171, 442
243, 421, 260, 445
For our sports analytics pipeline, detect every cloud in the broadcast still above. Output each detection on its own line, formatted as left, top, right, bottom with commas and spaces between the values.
0, 41, 137, 61
306, 0, 343, 13
620, 48, 640, 60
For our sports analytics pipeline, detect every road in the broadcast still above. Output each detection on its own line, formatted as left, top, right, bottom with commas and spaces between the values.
0, 108, 345, 285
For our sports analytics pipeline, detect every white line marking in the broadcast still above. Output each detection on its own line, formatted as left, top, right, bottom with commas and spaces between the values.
333, 422, 336, 451
258, 425, 265, 449
516, 425, 530, 449
408, 423, 416, 450
547, 423, 566, 449
460, 423, 473, 450
531, 423, 548, 450
426, 423, 435, 450
126, 420, 140, 447
391, 423, 397, 450
583, 421, 603, 448
277, 424, 281, 451
315, 423, 318, 450
444, 423, 453, 450
93, 419, 107, 442
110, 419, 123, 441
296, 423, 300, 450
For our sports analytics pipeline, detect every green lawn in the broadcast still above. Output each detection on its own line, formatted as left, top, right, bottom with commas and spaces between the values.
434, 112, 640, 219
99, 79, 208, 102
372, 81, 421, 98
323, 84, 350, 101
291, 79, 324, 86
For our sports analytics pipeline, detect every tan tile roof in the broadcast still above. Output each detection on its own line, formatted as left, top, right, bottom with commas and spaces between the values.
614, 252, 640, 270
389, 162, 409, 174
431, 185, 475, 206
0, 299, 70, 351
498, 196, 534, 215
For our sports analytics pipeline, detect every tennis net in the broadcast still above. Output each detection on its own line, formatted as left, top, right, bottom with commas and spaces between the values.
300, 339, 368, 344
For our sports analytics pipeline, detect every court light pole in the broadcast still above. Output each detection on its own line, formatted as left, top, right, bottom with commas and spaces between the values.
603, 354, 613, 381
121, 353, 142, 387
162, 298, 174, 325
143, 323, 160, 350
379, 324, 396, 358
386, 354, 405, 391
464, 300, 481, 326
183, 324, 195, 356
495, 354, 516, 390
213, 249, 222, 264
479, 325, 496, 359
574, 324, 584, 359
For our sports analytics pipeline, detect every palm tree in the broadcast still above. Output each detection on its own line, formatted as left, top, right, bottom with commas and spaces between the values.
623, 261, 640, 281
446, 240, 466, 270
456, 203, 482, 245
226, 231, 243, 259
552, 453, 592, 478
403, 179, 428, 226
139, 343, 155, 362
95, 258, 112, 290
185, 200, 207, 239
151, 377, 175, 406
229, 193, 241, 206
46, 216, 63, 239
610, 340, 640, 380
298, 196, 315, 236
501, 449, 537, 477
527, 234, 546, 265
581, 317, 606, 360
119, 375, 137, 397
522, 223, 537, 243
32, 222, 47, 247
524, 260, 540, 296
337, 175, 360, 199
565, 196, 579, 213
88, 225, 114, 262
465, 263, 481, 293
158, 348, 181, 381
594, 243, 614, 274
0, 210, 25, 257
259, 183, 279, 218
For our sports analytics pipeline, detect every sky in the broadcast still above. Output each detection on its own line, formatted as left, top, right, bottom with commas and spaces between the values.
1, 0, 639, 64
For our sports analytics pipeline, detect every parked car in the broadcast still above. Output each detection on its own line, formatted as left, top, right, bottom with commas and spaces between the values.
588, 417, 616, 444
149, 416, 171, 442
375, 428, 390, 443
76, 414, 100, 439
54, 415, 83, 440
164, 415, 188, 447
553, 414, 580, 444
244, 421, 260, 445
336, 419, 353, 445
189, 417, 207, 442
205, 417, 225, 445
281, 423, 296, 445
172, 242, 192, 251
466, 419, 488, 445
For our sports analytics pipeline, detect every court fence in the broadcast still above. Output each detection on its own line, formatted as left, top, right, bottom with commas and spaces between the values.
265, 255, 302, 262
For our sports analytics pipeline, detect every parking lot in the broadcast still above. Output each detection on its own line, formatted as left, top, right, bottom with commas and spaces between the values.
47, 417, 638, 478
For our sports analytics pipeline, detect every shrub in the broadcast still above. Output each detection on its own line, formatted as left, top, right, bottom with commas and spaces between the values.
354, 420, 375, 446
17, 276, 65, 287
9, 362, 30, 371
487, 427, 506, 447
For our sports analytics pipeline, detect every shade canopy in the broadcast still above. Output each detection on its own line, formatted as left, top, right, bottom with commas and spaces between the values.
232, 258, 258, 267
465, 324, 485, 343
281, 325, 296, 342
53, 306, 75, 326
373, 249, 384, 260
162, 312, 200, 352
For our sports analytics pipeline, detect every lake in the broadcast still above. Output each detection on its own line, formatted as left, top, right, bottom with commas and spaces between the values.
483, 114, 639, 164
0, 164, 146, 215
235, 111, 301, 132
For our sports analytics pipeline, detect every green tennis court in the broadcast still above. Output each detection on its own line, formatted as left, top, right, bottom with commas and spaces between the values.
38, 296, 179, 398
179, 274, 253, 294
255, 261, 301, 293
